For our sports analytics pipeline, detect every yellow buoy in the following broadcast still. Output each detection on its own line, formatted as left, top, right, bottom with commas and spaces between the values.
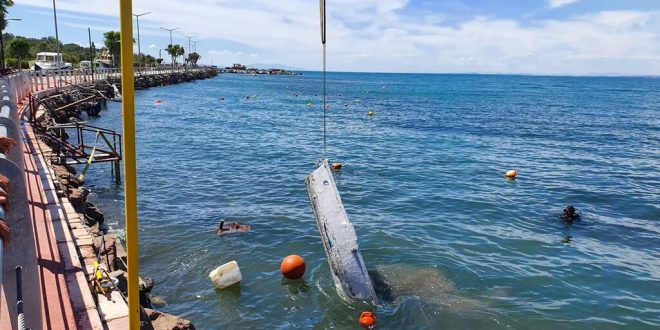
368, 111, 374, 116
505, 169, 518, 179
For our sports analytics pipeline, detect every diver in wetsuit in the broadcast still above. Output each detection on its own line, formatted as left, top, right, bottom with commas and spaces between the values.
560, 205, 581, 224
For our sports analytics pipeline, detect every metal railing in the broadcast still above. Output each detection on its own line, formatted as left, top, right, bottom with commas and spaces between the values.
22, 66, 206, 90
0, 73, 42, 330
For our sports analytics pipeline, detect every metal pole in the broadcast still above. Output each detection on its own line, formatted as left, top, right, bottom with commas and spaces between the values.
320, 0, 327, 159
132, 12, 150, 68
160, 27, 179, 70
119, 0, 140, 328
183, 35, 196, 68
52, 0, 61, 90
16, 266, 25, 330
88, 27, 95, 84
0, 31, 4, 72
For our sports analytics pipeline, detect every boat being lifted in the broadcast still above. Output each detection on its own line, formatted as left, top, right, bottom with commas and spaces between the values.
306, 160, 377, 303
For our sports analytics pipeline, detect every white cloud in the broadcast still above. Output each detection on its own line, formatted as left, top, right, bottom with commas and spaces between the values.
548, 0, 579, 9
19, 0, 660, 75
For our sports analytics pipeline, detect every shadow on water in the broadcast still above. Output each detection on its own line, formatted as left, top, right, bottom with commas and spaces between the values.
368, 264, 515, 329
370, 264, 483, 311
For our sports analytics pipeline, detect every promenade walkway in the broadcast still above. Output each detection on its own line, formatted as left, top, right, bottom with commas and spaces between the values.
1, 74, 122, 329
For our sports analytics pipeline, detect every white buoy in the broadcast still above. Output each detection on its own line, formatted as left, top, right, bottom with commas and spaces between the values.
209, 261, 242, 289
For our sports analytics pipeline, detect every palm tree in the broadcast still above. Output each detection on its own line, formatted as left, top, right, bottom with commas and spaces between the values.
166, 44, 185, 66
0, 0, 15, 31
187, 52, 201, 67
103, 31, 120, 67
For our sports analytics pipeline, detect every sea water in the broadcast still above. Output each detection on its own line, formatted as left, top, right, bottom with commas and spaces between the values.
82, 72, 659, 329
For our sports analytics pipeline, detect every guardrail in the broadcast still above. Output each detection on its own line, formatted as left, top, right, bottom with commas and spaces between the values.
0, 73, 43, 330
23, 66, 203, 90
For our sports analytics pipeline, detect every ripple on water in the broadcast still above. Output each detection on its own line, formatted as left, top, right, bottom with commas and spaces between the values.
80, 73, 660, 328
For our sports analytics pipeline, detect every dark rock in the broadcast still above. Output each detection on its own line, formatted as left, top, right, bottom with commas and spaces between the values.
145, 308, 196, 330
85, 205, 105, 224
142, 277, 155, 293
68, 187, 89, 212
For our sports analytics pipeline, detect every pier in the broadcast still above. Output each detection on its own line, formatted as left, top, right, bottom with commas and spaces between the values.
0, 68, 212, 329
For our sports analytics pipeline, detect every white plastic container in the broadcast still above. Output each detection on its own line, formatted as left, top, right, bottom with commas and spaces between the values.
209, 260, 242, 289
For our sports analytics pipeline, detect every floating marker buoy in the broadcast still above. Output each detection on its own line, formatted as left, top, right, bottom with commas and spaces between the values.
331, 162, 342, 171
281, 255, 305, 280
307, 101, 313, 108
368, 111, 374, 116
505, 169, 518, 179
359, 311, 376, 328
154, 99, 162, 104
209, 260, 242, 289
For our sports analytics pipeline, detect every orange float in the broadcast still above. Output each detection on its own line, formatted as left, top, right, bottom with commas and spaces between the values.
358, 311, 376, 328
280, 255, 305, 280
505, 169, 518, 179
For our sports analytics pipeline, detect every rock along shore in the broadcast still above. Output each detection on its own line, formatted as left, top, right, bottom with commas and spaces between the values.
31, 69, 217, 329
110, 68, 219, 91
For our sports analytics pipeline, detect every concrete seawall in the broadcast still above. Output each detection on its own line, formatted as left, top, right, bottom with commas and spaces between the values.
0, 68, 212, 329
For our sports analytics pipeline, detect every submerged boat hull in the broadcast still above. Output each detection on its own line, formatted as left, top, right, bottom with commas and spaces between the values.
305, 160, 376, 303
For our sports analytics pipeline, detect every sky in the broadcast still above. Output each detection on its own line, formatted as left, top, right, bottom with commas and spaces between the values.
6, 0, 660, 75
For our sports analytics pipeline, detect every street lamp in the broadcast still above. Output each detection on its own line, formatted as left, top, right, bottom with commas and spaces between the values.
132, 11, 150, 67
160, 26, 179, 68
158, 48, 166, 68
52, 0, 62, 88
182, 35, 196, 67
0, 18, 21, 72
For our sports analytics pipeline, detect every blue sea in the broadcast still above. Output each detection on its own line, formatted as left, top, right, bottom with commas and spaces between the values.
82, 72, 659, 329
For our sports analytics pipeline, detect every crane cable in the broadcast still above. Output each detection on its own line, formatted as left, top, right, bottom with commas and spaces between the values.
320, 0, 327, 159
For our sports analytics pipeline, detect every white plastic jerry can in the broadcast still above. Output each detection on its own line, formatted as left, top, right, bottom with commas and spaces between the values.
209, 260, 242, 289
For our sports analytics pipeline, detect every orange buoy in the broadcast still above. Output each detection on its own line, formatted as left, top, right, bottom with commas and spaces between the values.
280, 255, 305, 280
505, 169, 518, 179
358, 311, 376, 328
331, 162, 342, 171
154, 99, 162, 104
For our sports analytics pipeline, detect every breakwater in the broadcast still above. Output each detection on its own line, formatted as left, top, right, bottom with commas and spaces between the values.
110, 68, 219, 91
